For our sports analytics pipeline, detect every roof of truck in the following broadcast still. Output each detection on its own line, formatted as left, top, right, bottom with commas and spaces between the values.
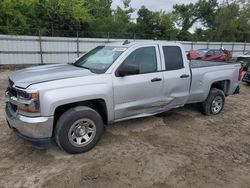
104, 41, 182, 48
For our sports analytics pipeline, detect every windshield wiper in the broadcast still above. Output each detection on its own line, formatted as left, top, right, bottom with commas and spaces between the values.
81, 66, 91, 70
71, 63, 95, 73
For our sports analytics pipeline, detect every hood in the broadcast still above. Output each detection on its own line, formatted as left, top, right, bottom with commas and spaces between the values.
9, 64, 94, 89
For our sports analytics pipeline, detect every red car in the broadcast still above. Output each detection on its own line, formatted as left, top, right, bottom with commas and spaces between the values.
187, 48, 232, 61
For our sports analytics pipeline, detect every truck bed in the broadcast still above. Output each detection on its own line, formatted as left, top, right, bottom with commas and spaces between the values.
190, 60, 233, 68
188, 60, 241, 103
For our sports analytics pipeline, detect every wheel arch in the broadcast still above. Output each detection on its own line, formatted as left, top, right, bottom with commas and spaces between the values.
53, 99, 108, 135
210, 80, 230, 96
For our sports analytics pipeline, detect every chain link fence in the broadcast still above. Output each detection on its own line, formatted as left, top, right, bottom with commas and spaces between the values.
1, 25, 250, 41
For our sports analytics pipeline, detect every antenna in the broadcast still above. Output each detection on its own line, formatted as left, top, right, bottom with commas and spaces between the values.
123, 40, 130, 45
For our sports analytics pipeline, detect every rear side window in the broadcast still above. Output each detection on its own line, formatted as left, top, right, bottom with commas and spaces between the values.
163, 46, 184, 71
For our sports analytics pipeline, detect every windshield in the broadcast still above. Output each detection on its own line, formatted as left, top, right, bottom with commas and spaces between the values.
73, 46, 126, 73
197, 49, 208, 56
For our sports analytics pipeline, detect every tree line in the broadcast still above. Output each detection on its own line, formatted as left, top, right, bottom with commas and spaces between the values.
0, 0, 249, 42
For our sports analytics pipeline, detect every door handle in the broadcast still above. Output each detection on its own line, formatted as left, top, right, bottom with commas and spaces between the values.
180, 74, 190, 78
151, 78, 162, 82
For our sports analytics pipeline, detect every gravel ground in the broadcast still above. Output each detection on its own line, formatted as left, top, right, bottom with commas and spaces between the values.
0, 69, 250, 188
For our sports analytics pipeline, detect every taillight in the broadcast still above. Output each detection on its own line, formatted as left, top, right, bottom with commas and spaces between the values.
238, 67, 243, 81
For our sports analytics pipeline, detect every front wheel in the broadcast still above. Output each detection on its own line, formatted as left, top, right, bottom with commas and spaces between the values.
202, 89, 225, 115
55, 106, 104, 154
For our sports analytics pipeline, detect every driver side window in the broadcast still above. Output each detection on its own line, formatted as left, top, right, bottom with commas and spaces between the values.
122, 47, 157, 74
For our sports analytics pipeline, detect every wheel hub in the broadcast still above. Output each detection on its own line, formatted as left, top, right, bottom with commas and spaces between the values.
68, 118, 97, 147
211, 96, 223, 114
75, 125, 87, 137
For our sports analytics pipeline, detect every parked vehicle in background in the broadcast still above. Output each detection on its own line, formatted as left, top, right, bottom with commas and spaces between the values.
242, 66, 250, 85
237, 51, 250, 59
240, 61, 250, 71
5, 41, 241, 154
187, 48, 232, 61
237, 51, 250, 71
187, 49, 208, 59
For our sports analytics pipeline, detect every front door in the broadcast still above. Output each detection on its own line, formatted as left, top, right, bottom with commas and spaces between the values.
112, 45, 163, 120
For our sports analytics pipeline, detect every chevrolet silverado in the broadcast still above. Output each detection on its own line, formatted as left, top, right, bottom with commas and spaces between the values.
5, 41, 242, 154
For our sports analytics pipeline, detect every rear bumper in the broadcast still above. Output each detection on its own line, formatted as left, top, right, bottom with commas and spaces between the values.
5, 102, 54, 149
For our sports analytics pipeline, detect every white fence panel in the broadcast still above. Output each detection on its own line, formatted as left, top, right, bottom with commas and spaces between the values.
43, 53, 77, 64
245, 44, 250, 51
0, 34, 250, 65
181, 42, 192, 52
0, 54, 41, 64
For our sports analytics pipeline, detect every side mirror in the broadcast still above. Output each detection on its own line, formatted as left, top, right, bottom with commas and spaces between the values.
117, 64, 139, 77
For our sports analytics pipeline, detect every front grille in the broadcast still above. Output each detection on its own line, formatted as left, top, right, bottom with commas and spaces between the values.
8, 78, 14, 88
10, 103, 17, 112
7, 79, 17, 97
6, 101, 17, 113
8, 87, 17, 97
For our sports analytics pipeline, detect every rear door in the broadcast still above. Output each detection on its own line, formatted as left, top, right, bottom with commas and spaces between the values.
159, 44, 191, 108
112, 45, 164, 120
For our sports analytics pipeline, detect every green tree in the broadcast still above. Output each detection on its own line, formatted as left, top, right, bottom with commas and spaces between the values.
159, 13, 179, 40
84, 0, 113, 37
85, 0, 135, 38
212, 3, 240, 41
136, 6, 178, 40
111, 0, 135, 37
0, 0, 249, 42
0, 0, 91, 36
34, 0, 91, 36
0, 0, 31, 34
86, 0, 112, 18
196, 0, 250, 42
136, 6, 155, 38
173, 0, 218, 40
235, 0, 250, 42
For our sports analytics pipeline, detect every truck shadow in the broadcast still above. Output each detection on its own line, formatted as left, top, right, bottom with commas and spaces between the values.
109, 103, 203, 130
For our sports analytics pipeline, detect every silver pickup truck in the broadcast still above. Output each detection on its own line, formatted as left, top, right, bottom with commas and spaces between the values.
5, 41, 241, 154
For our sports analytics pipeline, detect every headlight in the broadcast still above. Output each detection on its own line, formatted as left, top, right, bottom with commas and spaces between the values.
17, 90, 32, 100
16, 91, 40, 113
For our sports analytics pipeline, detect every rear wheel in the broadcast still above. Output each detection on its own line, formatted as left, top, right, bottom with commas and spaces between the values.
55, 106, 104, 154
202, 88, 225, 115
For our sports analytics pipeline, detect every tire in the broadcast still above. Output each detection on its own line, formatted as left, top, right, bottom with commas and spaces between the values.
55, 106, 104, 154
202, 88, 225, 115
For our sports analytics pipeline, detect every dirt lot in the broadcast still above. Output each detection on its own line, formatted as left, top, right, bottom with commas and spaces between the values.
0, 68, 250, 188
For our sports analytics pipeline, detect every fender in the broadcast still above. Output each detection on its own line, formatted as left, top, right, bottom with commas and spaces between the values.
38, 83, 114, 122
